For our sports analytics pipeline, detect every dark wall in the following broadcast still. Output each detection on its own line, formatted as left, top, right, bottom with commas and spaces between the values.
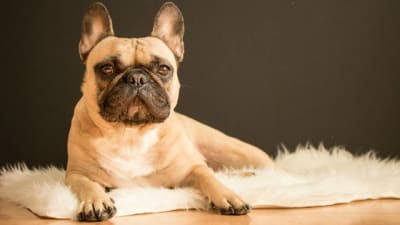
1, 0, 399, 167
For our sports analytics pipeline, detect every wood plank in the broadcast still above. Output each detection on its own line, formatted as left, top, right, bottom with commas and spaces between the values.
1, 199, 399, 225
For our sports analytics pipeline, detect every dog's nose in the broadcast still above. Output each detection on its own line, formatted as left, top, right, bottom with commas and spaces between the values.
124, 73, 148, 87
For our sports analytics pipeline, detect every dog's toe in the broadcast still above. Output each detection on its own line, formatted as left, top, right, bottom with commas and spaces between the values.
77, 197, 116, 222
211, 201, 251, 216
233, 203, 251, 215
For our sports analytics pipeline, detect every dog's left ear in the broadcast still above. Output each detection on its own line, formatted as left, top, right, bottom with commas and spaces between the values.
151, 2, 185, 62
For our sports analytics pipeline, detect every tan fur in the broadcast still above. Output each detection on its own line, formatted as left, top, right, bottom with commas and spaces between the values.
66, 2, 273, 222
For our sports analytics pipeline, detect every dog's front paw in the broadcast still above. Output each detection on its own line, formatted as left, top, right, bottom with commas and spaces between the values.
77, 196, 117, 222
209, 191, 251, 215
211, 201, 251, 215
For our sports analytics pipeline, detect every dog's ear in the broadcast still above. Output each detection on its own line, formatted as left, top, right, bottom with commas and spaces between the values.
79, 2, 114, 62
151, 2, 185, 62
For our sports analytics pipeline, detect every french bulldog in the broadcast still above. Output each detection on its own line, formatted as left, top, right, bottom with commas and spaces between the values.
66, 2, 273, 222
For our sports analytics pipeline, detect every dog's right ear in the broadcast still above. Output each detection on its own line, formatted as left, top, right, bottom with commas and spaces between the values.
79, 2, 114, 63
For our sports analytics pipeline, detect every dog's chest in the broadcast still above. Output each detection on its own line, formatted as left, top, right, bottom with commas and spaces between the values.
93, 128, 159, 179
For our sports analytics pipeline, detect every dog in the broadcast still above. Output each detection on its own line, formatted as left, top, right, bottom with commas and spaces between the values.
66, 2, 273, 222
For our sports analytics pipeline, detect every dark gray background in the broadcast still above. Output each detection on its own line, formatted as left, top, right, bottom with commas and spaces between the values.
1, 0, 399, 167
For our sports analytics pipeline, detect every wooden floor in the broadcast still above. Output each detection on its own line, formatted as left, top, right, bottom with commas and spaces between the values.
1, 198, 399, 225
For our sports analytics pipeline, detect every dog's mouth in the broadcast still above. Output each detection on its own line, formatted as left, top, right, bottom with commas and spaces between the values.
127, 97, 143, 118
125, 97, 154, 123
100, 83, 170, 125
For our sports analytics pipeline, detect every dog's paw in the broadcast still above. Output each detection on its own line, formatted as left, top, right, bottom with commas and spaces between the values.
209, 192, 251, 215
77, 197, 117, 222
211, 201, 251, 215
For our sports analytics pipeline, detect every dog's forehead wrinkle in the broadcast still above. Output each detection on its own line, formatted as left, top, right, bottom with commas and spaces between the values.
150, 54, 165, 63
98, 54, 121, 64
138, 37, 176, 62
131, 38, 138, 65
91, 37, 175, 69
89, 37, 134, 66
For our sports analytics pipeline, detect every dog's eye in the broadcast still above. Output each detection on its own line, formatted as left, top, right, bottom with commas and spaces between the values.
101, 64, 114, 76
158, 65, 170, 76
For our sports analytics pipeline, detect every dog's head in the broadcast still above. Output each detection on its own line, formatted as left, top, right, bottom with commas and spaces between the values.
79, 2, 184, 125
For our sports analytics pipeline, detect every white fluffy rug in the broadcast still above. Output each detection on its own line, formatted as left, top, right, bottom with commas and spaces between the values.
1, 145, 399, 219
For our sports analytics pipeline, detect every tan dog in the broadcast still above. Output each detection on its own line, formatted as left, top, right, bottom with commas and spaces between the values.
66, 2, 273, 222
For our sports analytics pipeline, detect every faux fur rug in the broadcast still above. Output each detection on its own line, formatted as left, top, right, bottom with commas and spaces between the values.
1, 145, 399, 219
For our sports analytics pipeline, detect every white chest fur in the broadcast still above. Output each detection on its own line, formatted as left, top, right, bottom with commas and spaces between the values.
92, 128, 159, 180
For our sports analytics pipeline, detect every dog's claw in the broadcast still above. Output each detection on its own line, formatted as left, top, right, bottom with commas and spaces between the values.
77, 212, 85, 221
210, 202, 251, 215
220, 206, 235, 215
77, 199, 117, 222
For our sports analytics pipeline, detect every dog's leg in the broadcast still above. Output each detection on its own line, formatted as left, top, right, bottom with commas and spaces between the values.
183, 165, 250, 215
178, 113, 273, 170
200, 134, 273, 171
65, 173, 116, 221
